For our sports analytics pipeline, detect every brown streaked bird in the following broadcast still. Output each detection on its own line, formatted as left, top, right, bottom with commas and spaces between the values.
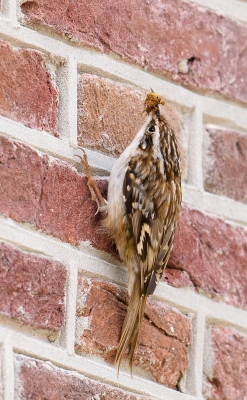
103, 90, 182, 373
79, 91, 182, 375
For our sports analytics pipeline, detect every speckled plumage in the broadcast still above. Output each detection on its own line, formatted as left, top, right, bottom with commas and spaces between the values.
102, 104, 182, 373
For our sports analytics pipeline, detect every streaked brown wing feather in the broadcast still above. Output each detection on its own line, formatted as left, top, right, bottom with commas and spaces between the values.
123, 166, 174, 295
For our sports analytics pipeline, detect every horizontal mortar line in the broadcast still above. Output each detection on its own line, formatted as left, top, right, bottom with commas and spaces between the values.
0, 115, 115, 175
154, 283, 247, 334
190, 0, 247, 24
76, 57, 247, 134
0, 19, 247, 129
0, 327, 196, 400
1, 116, 247, 227
1, 217, 247, 333
0, 215, 127, 287
182, 185, 247, 227
202, 105, 247, 135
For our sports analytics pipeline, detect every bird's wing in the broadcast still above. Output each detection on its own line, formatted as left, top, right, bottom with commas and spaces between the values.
123, 166, 174, 295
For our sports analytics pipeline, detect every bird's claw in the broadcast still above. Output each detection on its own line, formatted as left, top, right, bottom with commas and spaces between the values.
74, 149, 106, 212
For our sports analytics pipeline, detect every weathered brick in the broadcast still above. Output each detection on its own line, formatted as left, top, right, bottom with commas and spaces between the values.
0, 39, 58, 134
204, 127, 247, 204
163, 268, 194, 289
35, 158, 109, 249
170, 206, 247, 309
78, 74, 144, 157
15, 355, 150, 399
76, 278, 191, 387
0, 136, 47, 223
78, 74, 187, 176
0, 242, 66, 331
203, 326, 247, 400
0, 135, 111, 251
2, 136, 247, 309
21, 0, 247, 103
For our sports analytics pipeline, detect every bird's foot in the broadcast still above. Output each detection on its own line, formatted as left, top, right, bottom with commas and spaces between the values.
74, 148, 107, 215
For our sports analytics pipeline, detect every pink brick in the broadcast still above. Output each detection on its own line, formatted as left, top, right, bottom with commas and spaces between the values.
76, 278, 191, 387
0, 135, 111, 252
204, 127, 247, 204
1, 136, 247, 309
204, 326, 247, 400
78, 74, 187, 175
0, 242, 66, 331
0, 39, 58, 135
21, 0, 247, 103
0, 136, 47, 224
35, 158, 109, 249
163, 268, 194, 289
170, 206, 247, 309
15, 355, 151, 399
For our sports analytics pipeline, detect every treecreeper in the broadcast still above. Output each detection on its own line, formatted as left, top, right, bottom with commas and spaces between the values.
77, 91, 182, 375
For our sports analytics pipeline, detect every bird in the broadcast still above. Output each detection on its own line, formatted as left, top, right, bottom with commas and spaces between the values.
103, 91, 182, 373
77, 90, 182, 375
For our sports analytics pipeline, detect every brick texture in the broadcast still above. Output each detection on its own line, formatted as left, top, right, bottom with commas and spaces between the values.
76, 278, 191, 388
0, 0, 245, 397
204, 127, 247, 204
21, 0, 247, 104
204, 326, 247, 400
15, 355, 150, 399
0, 242, 66, 331
169, 206, 247, 309
0, 135, 110, 251
1, 135, 247, 309
78, 74, 187, 176
163, 267, 194, 289
78, 74, 144, 157
0, 39, 58, 135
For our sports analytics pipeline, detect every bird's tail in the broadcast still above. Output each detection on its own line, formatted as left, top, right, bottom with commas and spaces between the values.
115, 276, 147, 375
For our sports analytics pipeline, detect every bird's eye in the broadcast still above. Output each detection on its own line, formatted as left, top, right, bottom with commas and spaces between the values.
148, 125, 155, 133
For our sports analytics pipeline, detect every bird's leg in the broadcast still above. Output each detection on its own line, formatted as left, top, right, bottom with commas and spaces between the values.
75, 148, 106, 215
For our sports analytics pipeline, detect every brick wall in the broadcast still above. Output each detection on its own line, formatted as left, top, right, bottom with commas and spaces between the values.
0, 0, 247, 399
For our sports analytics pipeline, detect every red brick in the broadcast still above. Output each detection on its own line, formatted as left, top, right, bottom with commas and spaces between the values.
35, 158, 109, 249
0, 242, 66, 331
0, 136, 47, 223
169, 206, 247, 309
76, 278, 191, 388
21, 0, 247, 104
204, 326, 247, 400
78, 74, 186, 175
0, 135, 111, 251
163, 268, 194, 289
204, 127, 247, 204
0, 40, 58, 135
78, 74, 144, 157
15, 355, 150, 399
2, 136, 247, 309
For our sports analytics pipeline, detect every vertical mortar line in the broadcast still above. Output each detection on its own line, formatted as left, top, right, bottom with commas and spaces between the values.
57, 54, 78, 146
186, 104, 204, 191
2, 337, 14, 400
2, 0, 18, 25
63, 261, 78, 355
67, 54, 78, 148
185, 308, 206, 399
195, 309, 206, 400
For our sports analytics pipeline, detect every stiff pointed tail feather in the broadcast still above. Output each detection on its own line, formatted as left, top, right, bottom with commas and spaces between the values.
115, 277, 147, 375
